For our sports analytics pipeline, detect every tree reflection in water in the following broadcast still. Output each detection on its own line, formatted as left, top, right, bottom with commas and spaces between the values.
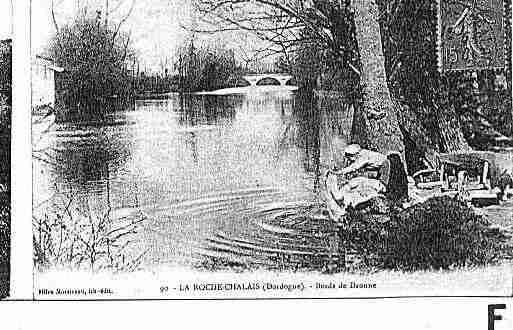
177, 94, 239, 163
178, 94, 238, 127
51, 126, 133, 186
275, 90, 355, 192
292, 92, 322, 180
41, 114, 136, 216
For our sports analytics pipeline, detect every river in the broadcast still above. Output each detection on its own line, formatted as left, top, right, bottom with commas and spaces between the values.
33, 86, 349, 272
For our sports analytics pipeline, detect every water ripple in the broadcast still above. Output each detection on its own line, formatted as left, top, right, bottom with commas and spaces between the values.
141, 187, 341, 272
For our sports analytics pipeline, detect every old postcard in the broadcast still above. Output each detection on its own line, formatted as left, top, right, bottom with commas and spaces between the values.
30, 0, 513, 300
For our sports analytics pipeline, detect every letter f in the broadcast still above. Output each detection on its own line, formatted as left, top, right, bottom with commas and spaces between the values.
488, 304, 506, 330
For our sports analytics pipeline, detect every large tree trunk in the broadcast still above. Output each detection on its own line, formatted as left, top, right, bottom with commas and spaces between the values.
394, 101, 439, 171
437, 106, 472, 153
435, 74, 472, 153
350, 0, 405, 157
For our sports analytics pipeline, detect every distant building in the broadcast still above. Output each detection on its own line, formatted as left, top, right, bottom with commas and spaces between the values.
31, 55, 64, 109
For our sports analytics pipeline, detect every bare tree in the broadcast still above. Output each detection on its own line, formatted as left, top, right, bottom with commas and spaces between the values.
51, 0, 136, 32
190, 0, 359, 73
191, 0, 405, 156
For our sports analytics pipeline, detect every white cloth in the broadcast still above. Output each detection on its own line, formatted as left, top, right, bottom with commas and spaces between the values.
326, 174, 385, 210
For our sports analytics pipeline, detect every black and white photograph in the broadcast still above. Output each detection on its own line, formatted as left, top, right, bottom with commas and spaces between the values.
0, 1, 12, 300
30, 0, 513, 299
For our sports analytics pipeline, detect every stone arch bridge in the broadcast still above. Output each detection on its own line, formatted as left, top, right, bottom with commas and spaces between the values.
242, 74, 294, 86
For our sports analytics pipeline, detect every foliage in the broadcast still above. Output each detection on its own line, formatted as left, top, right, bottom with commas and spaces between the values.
34, 193, 147, 273
135, 72, 179, 95
344, 196, 511, 271
48, 14, 136, 122
176, 40, 243, 92
378, 0, 512, 145
288, 0, 512, 152
285, 7, 361, 100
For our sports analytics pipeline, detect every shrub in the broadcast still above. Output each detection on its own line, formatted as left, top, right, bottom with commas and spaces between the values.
176, 40, 242, 92
48, 14, 135, 122
33, 193, 147, 273
344, 196, 511, 271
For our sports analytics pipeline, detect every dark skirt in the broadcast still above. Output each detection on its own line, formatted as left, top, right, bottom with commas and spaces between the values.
383, 153, 408, 202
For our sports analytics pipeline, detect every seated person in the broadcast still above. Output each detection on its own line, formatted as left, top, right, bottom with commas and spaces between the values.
325, 144, 388, 215
332, 144, 390, 185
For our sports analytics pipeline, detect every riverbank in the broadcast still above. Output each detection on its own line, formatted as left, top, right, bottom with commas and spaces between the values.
135, 92, 180, 100
135, 85, 299, 99
194, 85, 299, 95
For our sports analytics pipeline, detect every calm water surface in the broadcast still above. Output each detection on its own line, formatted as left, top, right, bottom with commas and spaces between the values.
34, 87, 345, 271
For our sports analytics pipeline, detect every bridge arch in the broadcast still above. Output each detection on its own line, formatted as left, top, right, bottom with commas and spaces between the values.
242, 74, 294, 87
256, 77, 281, 86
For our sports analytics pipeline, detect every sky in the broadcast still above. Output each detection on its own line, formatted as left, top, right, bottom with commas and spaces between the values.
0, 0, 13, 40
32, 0, 193, 72
31, 0, 273, 73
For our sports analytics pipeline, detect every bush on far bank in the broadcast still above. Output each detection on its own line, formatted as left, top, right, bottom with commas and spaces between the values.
48, 14, 135, 122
